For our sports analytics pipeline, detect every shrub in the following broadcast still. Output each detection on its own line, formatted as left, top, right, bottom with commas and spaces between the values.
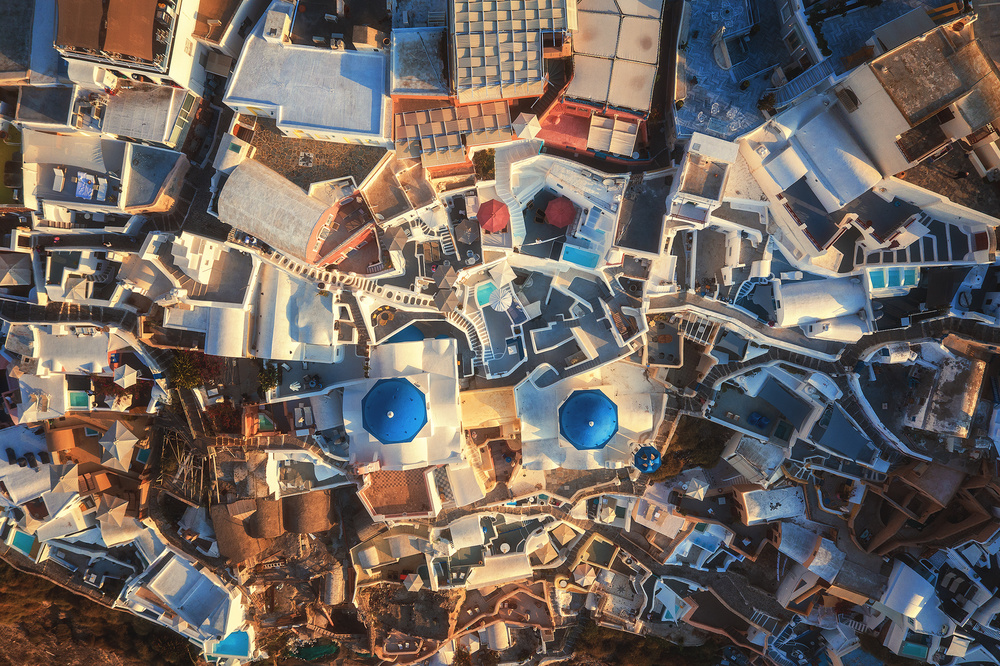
473, 149, 495, 181
757, 92, 776, 115
206, 402, 241, 435
649, 415, 735, 481
168, 350, 224, 389
257, 363, 281, 393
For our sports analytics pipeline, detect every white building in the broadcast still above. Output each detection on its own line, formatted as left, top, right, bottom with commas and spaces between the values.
223, 1, 392, 146
344, 339, 464, 471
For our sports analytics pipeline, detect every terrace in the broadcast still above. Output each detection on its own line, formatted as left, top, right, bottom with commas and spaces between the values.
675, 0, 786, 139
241, 118, 386, 190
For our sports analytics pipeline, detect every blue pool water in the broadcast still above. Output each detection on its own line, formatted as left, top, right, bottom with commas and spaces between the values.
386, 324, 425, 343
212, 631, 251, 658
11, 530, 34, 556
561, 245, 600, 269
476, 282, 497, 307
69, 391, 90, 408
869, 266, 918, 290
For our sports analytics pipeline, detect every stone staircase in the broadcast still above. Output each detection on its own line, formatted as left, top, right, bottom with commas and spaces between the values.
445, 311, 487, 363
771, 58, 836, 107
438, 228, 458, 257
734, 276, 769, 302
838, 615, 873, 635
729, 58, 776, 84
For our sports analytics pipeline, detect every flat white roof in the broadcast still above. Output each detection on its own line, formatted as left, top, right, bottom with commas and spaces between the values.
616, 16, 660, 64
574, 12, 620, 58
225, 33, 388, 136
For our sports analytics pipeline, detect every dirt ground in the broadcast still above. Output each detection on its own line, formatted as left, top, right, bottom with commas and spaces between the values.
357, 584, 463, 641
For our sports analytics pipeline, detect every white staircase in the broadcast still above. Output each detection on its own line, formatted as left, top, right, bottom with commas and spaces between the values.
494, 141, 541, 245
438, 229, 458, 257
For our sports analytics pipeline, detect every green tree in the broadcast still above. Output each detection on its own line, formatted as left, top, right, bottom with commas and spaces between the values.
473, 149, 496, 181
257, 363, 281, 393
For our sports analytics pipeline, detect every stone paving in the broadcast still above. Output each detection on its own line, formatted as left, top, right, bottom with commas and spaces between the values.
676, 0, 790, 139
900, 145, 1000, 218
819, 0, 928, 70
248, 119, 386, 190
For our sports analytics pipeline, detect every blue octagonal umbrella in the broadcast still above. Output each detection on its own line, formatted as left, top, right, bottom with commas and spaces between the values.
633, 446, 661, 473
361, 378, 427, 444
558, 390, 618, 450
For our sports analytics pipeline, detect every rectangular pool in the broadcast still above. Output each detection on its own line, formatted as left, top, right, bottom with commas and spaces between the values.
11, 530, 34, 557
476, 282, 497, 307
561, 245, 600, 269
869, 266, 919, 290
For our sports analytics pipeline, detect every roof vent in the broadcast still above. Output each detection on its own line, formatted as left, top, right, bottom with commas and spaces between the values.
262, 8, 291, 44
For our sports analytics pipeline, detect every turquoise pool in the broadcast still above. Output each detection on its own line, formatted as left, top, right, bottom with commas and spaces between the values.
11, 530, 34, 556
476, 282, 497, 307
561, 245, 600, 269
69, 391, 89, 409
136, 448, 151, 464
212, 631, 251, 658
869, 266, 918, 289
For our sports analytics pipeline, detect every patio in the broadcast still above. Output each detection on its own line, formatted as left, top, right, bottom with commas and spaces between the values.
676, 0, 791, 139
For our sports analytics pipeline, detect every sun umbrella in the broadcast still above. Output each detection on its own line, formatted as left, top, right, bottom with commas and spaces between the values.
545, 196, 576, 228
114, 365, 138, 388
434, 265, 458, 290
434, 289, 460, 313
455, 220, 477, 244
573, 563, 597, 587
686, 473, 710, 501
488, 286, 514, 312
100, 422, 139, 471
403, 573, 424, 591
489, 262, 516, 287
476, 199, 510, 233
512, 112, 541, 139
633, 446, 661, 474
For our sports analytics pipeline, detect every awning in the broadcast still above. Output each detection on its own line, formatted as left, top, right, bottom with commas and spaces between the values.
104, 0, 158, 61
56, 0, 104, 51
22, 130, 107, 172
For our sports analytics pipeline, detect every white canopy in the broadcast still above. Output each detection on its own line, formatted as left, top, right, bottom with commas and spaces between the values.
573, 562, 597, 587
114, 365, 139, 388
100, 422, 139, 471
512, 113, 541, 139
685, 473, 709, 501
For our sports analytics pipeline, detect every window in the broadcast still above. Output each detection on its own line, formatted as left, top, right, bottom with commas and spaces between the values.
199, 51, 208, 68
836, 87, 861, 112
184, 39, 194, 56
780, 2, 792, 22
228, 142, 242, 153
784, 28, 802, 52
84, 427, 98, 437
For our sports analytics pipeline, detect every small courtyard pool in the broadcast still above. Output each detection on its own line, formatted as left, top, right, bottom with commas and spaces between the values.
476, 282, 497, 307
561, 245, 600, 269
868, 266, 918, 290
11, 530, 34, 556
211, 631, 251, 658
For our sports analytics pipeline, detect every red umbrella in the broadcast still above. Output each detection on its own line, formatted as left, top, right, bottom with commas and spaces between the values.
545, 196, 576, 228
477, 199, 510, 233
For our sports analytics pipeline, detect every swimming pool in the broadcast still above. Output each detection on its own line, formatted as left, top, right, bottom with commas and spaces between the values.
386, 324, 425, 343
476, 282, 497, 307
561, 245, 600, 269
11, 530, 34, 556
258, 413, 276, 432
69, 391, 90, 409
211, 631, 252, 658
868, 266, 918, 290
